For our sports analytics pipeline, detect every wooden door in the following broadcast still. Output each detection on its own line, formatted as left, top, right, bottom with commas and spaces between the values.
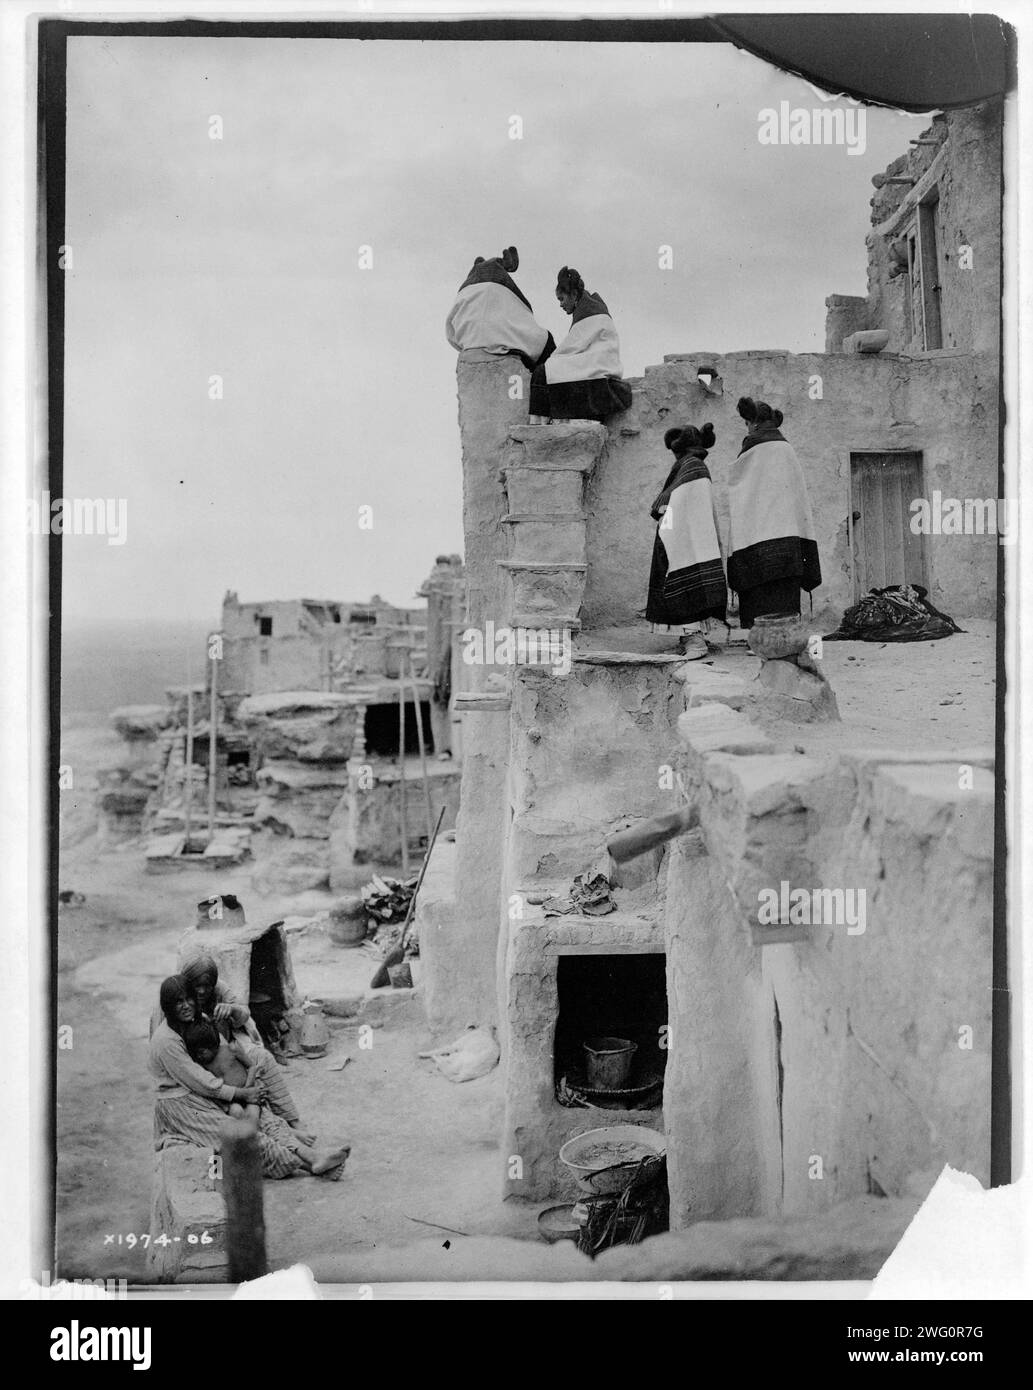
850, 452, 926, 598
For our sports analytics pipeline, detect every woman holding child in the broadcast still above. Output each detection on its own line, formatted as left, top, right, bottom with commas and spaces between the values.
149, 974, 349, 1179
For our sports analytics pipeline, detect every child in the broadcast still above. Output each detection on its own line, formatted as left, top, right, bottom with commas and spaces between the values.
183, 1020, 262, 1122
183, 1020, 352, 1179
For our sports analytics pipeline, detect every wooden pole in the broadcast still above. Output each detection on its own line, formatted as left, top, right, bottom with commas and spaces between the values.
397, 665, 409, 875
220, 1117, 267, 1283
207, 642, 219, 843
606, 806, 699, 864
408, 649, 434, 846
183, 686, 194, 846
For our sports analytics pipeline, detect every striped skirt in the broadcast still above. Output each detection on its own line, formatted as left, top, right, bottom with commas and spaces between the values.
154, 1093, 304, 1180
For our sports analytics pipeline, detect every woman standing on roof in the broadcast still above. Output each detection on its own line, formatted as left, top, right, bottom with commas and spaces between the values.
726, 397, 821, 628
644, 422, 729, 659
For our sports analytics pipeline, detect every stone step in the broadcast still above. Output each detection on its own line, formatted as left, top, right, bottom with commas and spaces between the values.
499, 561, 588, 572
502, 512, 586, 522
504, 466, 587, 515
510, 612, 582, 632
503, 517, 587, 567
502, 564, 590, 630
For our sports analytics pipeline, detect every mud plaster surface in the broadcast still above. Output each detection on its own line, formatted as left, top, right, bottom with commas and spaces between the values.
55, 610, 995, 1279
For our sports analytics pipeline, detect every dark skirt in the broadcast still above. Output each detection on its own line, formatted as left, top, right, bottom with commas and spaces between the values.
529, 369, 633, 422
737, 576, 802, 630
645, 535, 727, 625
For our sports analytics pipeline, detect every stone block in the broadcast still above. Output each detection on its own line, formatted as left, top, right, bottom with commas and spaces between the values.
676, 665, 751, 710
236, 691, 361, 764
253, 761, 351, 839
504, 466, 585, 515
148, 1146, 227, 1283
504, 563, 588, 626
504, 517, 587, 567
677, 704, 776, 761
752, 656, 841, 722
505, 421, 606, 468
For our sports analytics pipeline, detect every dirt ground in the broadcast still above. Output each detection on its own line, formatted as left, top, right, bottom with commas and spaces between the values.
56, 721, 535, 1283
55, 622, 996, 1281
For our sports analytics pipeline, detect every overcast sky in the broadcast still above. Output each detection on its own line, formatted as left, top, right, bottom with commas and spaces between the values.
61, 34, 928, 627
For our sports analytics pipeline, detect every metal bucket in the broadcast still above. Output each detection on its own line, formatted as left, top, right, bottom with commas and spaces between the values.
583, 1036, 637, 1090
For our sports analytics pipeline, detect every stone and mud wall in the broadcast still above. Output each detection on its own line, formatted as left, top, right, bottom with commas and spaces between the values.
585, 348, 998, 629
664, 669, 993, 1228
423, 342, 995, 1229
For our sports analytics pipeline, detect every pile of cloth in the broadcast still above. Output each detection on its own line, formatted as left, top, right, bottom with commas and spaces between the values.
538, 870, 617, 918
825, 584, 963, 643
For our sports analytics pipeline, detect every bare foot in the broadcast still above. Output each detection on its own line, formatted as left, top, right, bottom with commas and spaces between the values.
290, 1124, 318, 1146
311, 1143, 351, 1177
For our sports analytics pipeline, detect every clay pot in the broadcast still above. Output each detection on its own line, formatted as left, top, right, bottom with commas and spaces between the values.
328, 895, 367, 947
745, 615, 810, 661
300, 1001, 330, 1057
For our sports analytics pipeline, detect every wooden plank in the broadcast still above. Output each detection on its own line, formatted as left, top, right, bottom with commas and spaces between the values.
918, 200, 943, 348
863, 462, 886, 589
900, 453, 927, 587
883, 457, 906, 586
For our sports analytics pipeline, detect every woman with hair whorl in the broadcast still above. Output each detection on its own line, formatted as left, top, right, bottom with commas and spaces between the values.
446, 245, 555, 372
645, 422, 729, 658
528, 266, 633, 423
726, 397, 821, 628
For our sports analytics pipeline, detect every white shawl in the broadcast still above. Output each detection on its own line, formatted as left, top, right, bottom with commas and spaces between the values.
727, 439, 817, 553
446, 282, 550, 361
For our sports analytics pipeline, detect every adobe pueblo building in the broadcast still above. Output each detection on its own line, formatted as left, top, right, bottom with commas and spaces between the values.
418, 103, 998, 1235
107, 561, 468, 889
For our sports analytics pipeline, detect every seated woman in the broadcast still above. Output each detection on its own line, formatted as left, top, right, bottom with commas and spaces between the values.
446, 245, 555, 372
727, 397, 822, 628
183, 1019, 349, 1178
180, 950, 263, 1046
149, 977, 346, 1179
645, 423, 729, 658
529, 267, 633, 423
182, 1019, 351, 1178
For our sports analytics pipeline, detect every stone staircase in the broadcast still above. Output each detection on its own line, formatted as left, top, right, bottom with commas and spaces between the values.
500, 423, 606, 631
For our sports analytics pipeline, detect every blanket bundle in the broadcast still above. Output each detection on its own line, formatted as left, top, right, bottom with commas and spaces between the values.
726, 434, 821, 595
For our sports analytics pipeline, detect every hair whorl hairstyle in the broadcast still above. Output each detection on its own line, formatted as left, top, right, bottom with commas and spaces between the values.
556, 266, 585, 299
737, 396, 783, 428
501, 246, 519, 272
664, 422, 716, 454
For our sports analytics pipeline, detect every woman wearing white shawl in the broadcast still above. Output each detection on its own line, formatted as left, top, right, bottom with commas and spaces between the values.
446, 246, 554, 371
645, 423, 728, 658
726, 397, 822, 628
529, 266, 633, 423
